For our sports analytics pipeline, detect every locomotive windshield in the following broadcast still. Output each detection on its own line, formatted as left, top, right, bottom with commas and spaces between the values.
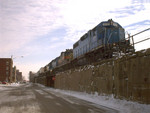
105, 26, 125, 44
106, 27, 119, 44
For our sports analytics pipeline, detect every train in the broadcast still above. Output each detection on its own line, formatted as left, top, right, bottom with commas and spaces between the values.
33, 19, 134, 86
71, 19, 134, 66
73, 19, 125, 59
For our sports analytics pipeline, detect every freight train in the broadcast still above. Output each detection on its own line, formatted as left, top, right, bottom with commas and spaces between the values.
33, 19, 134, 86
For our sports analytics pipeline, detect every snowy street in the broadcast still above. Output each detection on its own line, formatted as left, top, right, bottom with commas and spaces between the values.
0, 83, 118, 113
0, 83, 150, 113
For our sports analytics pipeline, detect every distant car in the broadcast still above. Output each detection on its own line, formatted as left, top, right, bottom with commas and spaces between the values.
2, 81, 7, 84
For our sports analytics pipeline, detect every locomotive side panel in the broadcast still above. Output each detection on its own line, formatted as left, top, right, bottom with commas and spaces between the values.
73, 33, 90, 59
90, 27, 98, 50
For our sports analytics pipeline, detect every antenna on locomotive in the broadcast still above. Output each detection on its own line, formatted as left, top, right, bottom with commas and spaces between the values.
108, 19, 113, 21
108, 19, 113, 25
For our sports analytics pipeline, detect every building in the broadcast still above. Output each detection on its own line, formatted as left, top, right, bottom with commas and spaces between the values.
29, 71, 36, 83
39, 67, 44, 74
16, 69, 23, 82
12, 66, 17, 82
0, 58, 13, 82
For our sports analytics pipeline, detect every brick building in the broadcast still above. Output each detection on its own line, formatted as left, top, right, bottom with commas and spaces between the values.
16, 69, 23, 82
0, 58, 13, 82
12, 66, 17, 82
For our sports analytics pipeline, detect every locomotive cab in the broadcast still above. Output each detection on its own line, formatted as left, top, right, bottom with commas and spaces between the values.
97, 19, 125, 45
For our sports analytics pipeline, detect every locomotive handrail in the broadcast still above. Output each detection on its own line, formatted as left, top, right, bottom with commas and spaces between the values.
125, 28, 150, 46
131, 28, 150, 37
125, 28, 150, 40
133, 37, 150, 45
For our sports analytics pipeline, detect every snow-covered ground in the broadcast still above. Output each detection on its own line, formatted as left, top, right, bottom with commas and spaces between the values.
0, 83, 41, 113
0, 83, 20, 90
37, 84, 150, 113
0, 83, 150, 113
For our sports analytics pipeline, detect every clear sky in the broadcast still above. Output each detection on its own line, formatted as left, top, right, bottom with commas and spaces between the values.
0, 0, 150, 80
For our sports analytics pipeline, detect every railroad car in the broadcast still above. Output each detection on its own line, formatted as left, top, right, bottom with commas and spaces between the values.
73, 19, 126, 59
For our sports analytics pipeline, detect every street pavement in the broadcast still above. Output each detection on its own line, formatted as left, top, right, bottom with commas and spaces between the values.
0, 83, 119, 113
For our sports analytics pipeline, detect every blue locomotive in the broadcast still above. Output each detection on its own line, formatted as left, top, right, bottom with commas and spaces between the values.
73, 19, 126, 59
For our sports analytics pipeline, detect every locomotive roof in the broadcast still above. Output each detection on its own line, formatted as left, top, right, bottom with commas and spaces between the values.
97, 19, 123, 28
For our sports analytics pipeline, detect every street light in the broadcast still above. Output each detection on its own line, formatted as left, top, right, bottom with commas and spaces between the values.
11, 55, 23, 60
10, 55, 24, 83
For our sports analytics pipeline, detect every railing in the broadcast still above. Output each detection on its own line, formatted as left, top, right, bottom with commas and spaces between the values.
127, 28, 150, 48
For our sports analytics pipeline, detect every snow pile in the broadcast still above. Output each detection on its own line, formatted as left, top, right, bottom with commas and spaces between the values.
42, 86, 150, 113
10, 83, 20, 86
0, 83, 20, 86
0, 83, 21, 90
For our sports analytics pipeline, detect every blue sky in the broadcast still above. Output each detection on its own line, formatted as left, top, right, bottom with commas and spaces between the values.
0, 0, 150, 80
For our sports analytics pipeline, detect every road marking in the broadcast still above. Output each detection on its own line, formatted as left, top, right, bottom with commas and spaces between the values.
43, 89, 80, 105
55, 102, 62, 106
45, 95, 54, 99
35, 90, 47, 95
60, 96, 80, 105
35, 89, 54, 99
88, 109, 95, 113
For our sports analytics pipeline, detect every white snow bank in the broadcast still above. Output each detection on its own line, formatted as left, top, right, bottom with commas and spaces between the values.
37, 84, 150, 113
0, 83, 21, 90
0, 83, 20, 86
10, 83, 20, 86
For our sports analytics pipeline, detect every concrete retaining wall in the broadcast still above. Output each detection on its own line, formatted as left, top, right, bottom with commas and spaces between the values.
55, 48, 150, 104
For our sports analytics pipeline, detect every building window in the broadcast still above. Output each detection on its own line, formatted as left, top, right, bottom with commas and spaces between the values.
6, 67, 9, 70
6, 71, 9, 75
6, 61, 9, 65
